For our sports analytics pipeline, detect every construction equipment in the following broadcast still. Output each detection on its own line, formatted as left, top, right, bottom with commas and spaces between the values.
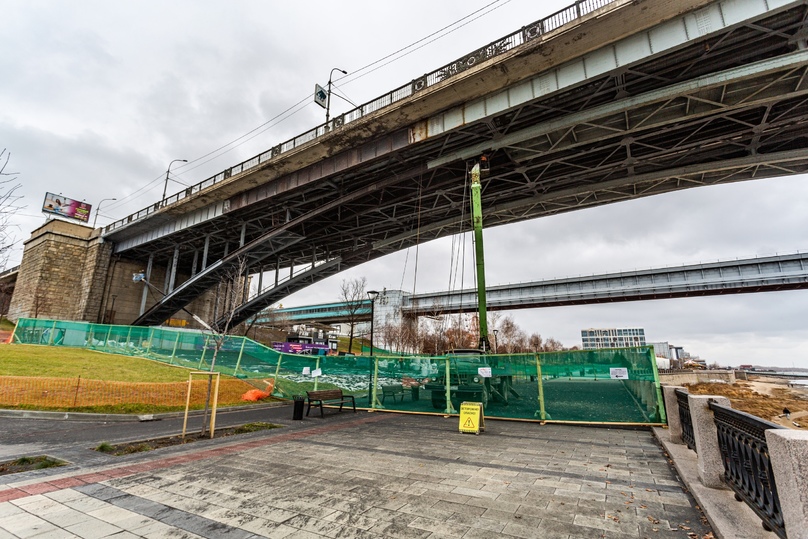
425, 158, 516, 412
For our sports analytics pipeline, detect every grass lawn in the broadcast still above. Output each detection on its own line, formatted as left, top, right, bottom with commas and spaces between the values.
0, 344, 199, 382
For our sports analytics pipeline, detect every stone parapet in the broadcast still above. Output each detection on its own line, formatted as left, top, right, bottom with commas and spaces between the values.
766, 429, 808, 539
661, 385, 686, 444
688, 394, 730, 489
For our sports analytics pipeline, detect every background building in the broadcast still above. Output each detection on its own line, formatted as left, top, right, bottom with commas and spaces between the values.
581, 328, 646, 349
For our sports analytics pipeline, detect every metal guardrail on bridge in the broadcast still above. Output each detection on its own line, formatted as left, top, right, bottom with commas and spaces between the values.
0, 265, 20, 279
104, 0, 619, 234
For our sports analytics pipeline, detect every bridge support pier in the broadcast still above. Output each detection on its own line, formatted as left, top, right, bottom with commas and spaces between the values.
8, 220, 220, 330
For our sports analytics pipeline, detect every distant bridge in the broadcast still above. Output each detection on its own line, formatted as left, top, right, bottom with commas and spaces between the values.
268, 252, 808, 325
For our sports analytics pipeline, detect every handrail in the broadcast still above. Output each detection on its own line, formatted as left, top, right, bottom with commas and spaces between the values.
708, 400, 786, 538
104, 0, 619, 235
674, 388, 696, 452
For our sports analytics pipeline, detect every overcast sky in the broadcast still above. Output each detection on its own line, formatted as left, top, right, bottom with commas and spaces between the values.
3, 1, 808, 368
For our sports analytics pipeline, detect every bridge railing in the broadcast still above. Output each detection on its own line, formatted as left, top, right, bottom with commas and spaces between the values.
0, 265, 20, 279
104, 0, 621, 234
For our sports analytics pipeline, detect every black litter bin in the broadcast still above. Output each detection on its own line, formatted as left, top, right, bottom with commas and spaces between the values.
292, 395, 305, 420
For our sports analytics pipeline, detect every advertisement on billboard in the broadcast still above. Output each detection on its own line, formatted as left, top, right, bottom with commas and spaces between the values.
41, 192, 92, 223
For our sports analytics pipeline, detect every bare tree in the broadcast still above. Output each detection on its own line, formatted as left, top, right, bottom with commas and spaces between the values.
339, 277, 367, 354
0, 149, 23, 270
33, 291, 47, 318
528, 333, 543, 353
199, 256, 249, 435
543, 337, 563, 352
380, 316, 419, 354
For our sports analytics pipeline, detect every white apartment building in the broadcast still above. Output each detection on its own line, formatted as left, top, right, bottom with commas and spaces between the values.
581, 327, 646, 349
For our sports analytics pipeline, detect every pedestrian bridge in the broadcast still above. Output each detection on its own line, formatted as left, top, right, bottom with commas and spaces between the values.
97, 0, 808, 327
268, 252, 808, 325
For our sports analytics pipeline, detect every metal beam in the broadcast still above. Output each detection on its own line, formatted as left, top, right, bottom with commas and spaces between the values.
428, 50, 808, 169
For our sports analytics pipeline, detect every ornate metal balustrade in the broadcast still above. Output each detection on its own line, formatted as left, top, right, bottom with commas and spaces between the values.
708, 400, 786, 539
675, 388, 696, 452
104, 0, 620, 233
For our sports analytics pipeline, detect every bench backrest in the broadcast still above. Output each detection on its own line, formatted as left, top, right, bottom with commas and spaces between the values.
382, 385, 403, 394
307, 389, 343, 400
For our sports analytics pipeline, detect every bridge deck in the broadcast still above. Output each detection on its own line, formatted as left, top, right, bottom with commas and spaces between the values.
124, 0, 808, 327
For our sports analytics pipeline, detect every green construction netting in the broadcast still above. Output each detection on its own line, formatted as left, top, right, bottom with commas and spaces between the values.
11, 318, 665, 424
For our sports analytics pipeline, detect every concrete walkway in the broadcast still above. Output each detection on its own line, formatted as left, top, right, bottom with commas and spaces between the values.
0, 407, 712, 538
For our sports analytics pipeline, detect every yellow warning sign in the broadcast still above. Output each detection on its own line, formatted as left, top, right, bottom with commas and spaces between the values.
459, 402, 485, 434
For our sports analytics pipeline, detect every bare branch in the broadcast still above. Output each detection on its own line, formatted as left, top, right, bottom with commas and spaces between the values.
0, 149, 25, 269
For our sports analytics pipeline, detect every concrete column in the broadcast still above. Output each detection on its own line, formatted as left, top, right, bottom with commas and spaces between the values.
257, 266, 263, 295
242, 265, 249, 302
662, 385, 686, 444
139, 254, 154, 316
688, 394, 730, 489
765, 429, 808, 538
191, 250, 198, 276
167, 246, 180, 293
239, 222, 246, 247
202, 235, 210, 270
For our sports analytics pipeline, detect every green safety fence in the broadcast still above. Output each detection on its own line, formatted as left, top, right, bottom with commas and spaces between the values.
11, 318, 665, 425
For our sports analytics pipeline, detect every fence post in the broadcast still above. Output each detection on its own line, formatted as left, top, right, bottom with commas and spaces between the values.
313, 357, 320, 391
766, 429, 808, 538
145, 328, 154, 356
169, 332, 181, 365
198, 336, 209, 369
272, 353, 283, 393
444, 358, 456, 414
48, 320, 57, 346
688, 394, 730, 489
662, 385, 686, 444
232, 337, 247, 376
104, 325, 113, 350
371, 356, 382, 408
535, 353, 546, 421
125, 326, 132, 349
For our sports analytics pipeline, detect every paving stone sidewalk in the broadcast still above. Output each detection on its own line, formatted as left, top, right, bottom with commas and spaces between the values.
0, 411, 712, 538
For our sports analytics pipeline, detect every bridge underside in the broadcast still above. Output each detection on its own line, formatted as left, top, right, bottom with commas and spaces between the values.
128, 3, 808, 327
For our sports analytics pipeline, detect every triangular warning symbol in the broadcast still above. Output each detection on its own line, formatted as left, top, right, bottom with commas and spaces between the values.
463, 417, 475, 428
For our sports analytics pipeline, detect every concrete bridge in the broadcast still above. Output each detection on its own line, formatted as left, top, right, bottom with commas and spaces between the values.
8, 0, 808, 329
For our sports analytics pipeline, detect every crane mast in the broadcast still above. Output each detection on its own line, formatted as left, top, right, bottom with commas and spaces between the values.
469, 161, 491, 352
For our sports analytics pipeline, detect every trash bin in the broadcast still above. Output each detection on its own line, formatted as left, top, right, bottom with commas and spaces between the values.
292, 395, 305, 420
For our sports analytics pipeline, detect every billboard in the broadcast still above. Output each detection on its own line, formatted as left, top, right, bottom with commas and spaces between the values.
42, 192, 92, 223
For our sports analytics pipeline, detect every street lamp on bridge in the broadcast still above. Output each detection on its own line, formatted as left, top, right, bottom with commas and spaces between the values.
322, 67, 347, 125
92, 197, 117, 228
161, 159, 188, 203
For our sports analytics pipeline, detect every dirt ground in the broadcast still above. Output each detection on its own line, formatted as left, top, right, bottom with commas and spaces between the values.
687, 376, 808, 430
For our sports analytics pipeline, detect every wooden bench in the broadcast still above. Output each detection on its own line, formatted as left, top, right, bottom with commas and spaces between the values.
306, 389, 356, 418
381, 384, 404, 404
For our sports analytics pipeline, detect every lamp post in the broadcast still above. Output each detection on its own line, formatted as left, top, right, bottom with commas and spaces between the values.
161, 159, 188, 203
325, 67, 348, 124
367, 290, 379, 355
366, 289, 379, 405
92, 197, 117, 228
493, 329, 499, 354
